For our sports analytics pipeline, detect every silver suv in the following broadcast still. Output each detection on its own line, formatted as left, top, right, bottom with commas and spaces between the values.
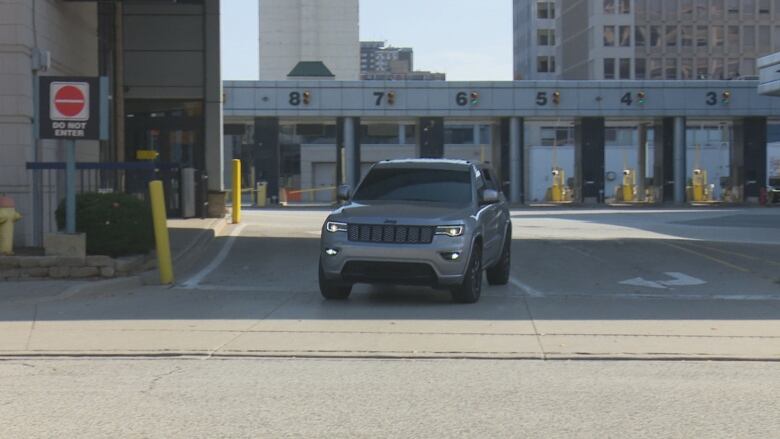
319, 159, 512, 303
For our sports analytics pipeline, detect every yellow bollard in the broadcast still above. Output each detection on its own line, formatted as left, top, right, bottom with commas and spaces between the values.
0, 195, 22, 256
149, 180, 174, 285
232, 159, 241, 224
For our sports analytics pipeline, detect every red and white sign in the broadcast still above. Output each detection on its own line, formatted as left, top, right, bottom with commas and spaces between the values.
50, 82, 89, 121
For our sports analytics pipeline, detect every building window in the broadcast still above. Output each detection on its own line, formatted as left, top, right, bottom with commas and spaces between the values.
681, 26, 693, 47
665, 58, 678, 79
726, 58, 739, 78
742, 58, 756, 76
712, 26, 725, 48
759, 0, 771, 14
711, 0, 724, 17
681, 0, 694, 15
774, 26, 780, 50
538, 29, 556, 46
649, 0, 662, 19
776, 0, 780, 18
758, 26, 771, 53
695, 0, 708, 18
666, 26, 678, 47
620, 58, 632, 79
541, 128, 574, 146
604, 0, 616, 13
635, 58, 647, 79
636, 26, 647, 47
696, 58, 709, 79
696, 26, 708, 47
604, 26, 616, 46
636, 0, 646, 16
604, 58, 616, 79
537, 56, 555, 73
681, 58, 694, 79
538, 1, 555, 19
727, 0, 739, 15
664, 0, 678, 19
743, 0, 756, 16
620, 0, 631, 13
728, 25, 740, 50
650, 58, 663, 79
620, 26, 632, 46
713, 58, 725, 79
650, 26, 662, 47
744, 26, 756, 50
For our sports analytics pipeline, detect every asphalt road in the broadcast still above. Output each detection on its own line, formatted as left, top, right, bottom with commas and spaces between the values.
1, 358, 778, 438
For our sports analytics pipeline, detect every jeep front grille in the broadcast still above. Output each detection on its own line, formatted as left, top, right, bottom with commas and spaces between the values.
347, 224, 434, 244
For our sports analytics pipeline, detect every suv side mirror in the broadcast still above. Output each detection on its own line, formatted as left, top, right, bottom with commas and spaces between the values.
481, 189, 499, 205
337, 185, 352, 201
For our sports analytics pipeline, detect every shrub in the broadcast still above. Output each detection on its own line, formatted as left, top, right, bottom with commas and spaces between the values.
56, 193, 155, 257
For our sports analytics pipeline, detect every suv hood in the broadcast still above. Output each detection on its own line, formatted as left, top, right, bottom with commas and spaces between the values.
331, 202, 474, 226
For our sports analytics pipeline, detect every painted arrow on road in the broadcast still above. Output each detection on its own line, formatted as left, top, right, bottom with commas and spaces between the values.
620, 272, 707, 290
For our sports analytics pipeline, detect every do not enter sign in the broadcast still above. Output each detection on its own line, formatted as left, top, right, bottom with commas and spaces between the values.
39, 76, 105, 141
50, 82, 89, 121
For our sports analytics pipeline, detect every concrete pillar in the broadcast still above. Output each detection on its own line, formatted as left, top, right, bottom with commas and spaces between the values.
398, 124, 406, 145
473, 124, 481, 146
344, 117, 357, 188
673, 117, 686, 204
204, 0, 224, 215
509, 117, 522, 204
637, 124, 648, 202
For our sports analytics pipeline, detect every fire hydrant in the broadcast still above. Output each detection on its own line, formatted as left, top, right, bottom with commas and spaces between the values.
0, 195, 22, 256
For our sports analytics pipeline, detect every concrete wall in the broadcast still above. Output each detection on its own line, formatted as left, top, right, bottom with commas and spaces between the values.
0, 0, 98, 246
259, 0, 359, 80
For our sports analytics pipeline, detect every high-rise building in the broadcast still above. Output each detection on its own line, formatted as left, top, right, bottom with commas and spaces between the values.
514, 0, 780, 81
360, 41, 446, 81
259, 0, 360, 81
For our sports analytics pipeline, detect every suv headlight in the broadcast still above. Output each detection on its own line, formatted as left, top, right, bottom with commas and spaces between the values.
435, 225, 464, 237
325, 221, 348, 233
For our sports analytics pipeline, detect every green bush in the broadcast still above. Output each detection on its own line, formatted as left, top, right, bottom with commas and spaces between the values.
56, 193, 155, 257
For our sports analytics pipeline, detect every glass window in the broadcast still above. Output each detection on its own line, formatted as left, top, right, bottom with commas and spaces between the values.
775, 26, 780, 50
681, 58, 694, 79
649, 0, 662, 18
620, 0, 631, 13
695, 0, 708, 18
681, 26, 693, 47
759, 26, 771, 52
604, 58, 616, 79
650, 58, 663, 79
537, 56, 555, 73
727, 0, 739, 15
664, 0, 678, 18
635, 58, 647, 79
444, 126, 474, 144
538, 29, 556, 46
541, 128, 574, 146
666, 26, 678, 47
726, 58, 739, 78
711, 0, 724, 17
636, 0, 646, 16
712, 58, 725, 79
741, 58, 756, 76
353, 168, 473, 205
665, 58, 678, 79
604, 26, 616, 46
636, 26, 647, 47
620, 58, 631, 79
650, 26, 662, 47
712, 26, 725, 48
743, 0, 756, 16
620, 26, 632, 46
538, 1, 555, 19
361, 124, 399, 145
744, 26, 756, 49
697, 26, 708, 47
728, 25, 740, 50
696, 58, 709, 79
759, 0, 771, 14
604, 0, 616, 13
776, 0, 780, 18
681, 0, 694, 15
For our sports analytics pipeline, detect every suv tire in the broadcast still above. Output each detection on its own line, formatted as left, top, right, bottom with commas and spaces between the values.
319, 261, 352, 300
451, 246, 482, 304
487, 229, 511, 286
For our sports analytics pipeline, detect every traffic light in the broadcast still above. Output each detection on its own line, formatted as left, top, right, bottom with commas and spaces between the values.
387, 91, 396, 105
721, 90, 731, 104
637, 91, 646, 105
552, 91, 561, 105
303, 91, 311, 105
470, 91, 480, 106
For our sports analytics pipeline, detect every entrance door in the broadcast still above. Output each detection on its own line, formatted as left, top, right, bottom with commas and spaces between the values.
313, 162, 337, 203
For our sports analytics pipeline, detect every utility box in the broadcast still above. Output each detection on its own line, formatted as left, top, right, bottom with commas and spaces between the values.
256, 181, 268, 207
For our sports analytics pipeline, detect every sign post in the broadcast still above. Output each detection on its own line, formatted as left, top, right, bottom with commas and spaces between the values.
38, 77, 106, 235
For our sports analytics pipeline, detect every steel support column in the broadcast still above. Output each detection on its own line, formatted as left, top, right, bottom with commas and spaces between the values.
673, 117, 686, 204
509, 117, 523, 204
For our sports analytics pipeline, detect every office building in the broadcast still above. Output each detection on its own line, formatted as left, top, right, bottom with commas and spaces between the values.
360, 41, 446, 81
259, 0, 360, 81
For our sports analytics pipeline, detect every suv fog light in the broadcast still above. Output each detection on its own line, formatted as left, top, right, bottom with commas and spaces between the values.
441, 252, 461, 261
325, 248, 339, 256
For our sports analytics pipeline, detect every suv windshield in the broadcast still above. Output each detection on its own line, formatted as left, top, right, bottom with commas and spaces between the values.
352, 167, 472, 204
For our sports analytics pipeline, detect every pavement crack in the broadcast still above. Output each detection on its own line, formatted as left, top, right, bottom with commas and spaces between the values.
142, 366, 183, 394
24, 305, 38, 351
520, 294, 547, 360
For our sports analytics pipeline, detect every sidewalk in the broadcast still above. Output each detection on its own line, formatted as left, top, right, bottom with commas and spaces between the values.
0, 217, 227, 303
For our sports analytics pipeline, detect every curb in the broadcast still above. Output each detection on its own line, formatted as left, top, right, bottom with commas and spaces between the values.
62, 217, 228, 298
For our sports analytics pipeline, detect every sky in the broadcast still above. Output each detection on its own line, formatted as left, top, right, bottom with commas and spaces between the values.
221, 0, 513, 81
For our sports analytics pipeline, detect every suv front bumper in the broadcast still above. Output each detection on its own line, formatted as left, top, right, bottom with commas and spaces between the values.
320, 232, 472, 287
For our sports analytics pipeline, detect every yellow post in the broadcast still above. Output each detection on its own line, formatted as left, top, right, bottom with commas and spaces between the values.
149, 180, 174, 285
232, 159, 241, 224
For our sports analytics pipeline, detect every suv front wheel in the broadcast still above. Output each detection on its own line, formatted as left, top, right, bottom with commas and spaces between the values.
451, 246, 482, 304
319, 261, 352, 300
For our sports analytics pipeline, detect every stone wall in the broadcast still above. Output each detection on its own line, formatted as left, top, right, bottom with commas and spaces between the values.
0, 254, 155, 281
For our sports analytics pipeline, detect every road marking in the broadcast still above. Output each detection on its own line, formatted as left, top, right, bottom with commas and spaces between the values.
509, 277, 545, 298
620, 272, 707, 290
683, 241, 780, 268
661, 242, 751, 273
180, 224, 247, 289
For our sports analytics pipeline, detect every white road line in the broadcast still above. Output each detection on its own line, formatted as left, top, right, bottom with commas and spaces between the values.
509, 277, 546, 298
180, 224, 247, 289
